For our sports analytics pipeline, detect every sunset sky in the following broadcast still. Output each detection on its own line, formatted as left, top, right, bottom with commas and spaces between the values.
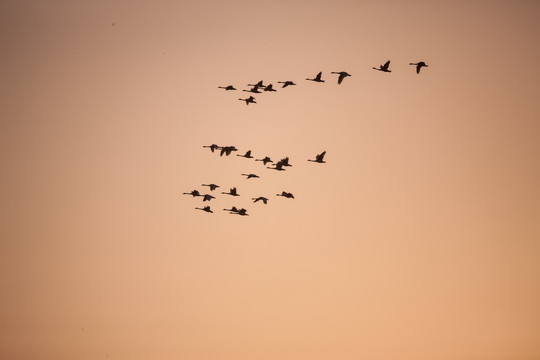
2, 1, 540, 359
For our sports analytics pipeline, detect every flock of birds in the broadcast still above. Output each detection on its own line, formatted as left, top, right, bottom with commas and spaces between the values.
183, 144, 327, 216
224, 61, 428, 105
185, 60, 428, 215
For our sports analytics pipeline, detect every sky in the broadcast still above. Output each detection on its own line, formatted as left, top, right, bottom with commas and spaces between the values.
1, 1, 540, 359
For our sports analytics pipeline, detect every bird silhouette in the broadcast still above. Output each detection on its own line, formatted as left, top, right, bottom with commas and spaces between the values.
252, 196, 269, 204
306, 71, 324, 82
202, 194, 216, 202
280, 157, 292, 167
218, 85, 236, 90
373, 60, 391, 72
202, 183, 220, 191
237, 150, 253, 158
221, 187, 240, 196
278, 80, 296, 88
220, 146, 238, 156
308, 151, 326, 163
203, 144, 220, 152
267, 161, 286, 171
331, 71, 351, 84
276, 191, 295, 199
410, 61, 428, 74
255, 156, 273, 165
263, 84, 277, 92
243, 85, 262, 93
183, 190, 201, 197
195, 206, 213, 213
239, 96, 256, 105
234, 208, 249, 216
223, 206, 239, 213
248, 80, 265, 89
242, 173, 259, 179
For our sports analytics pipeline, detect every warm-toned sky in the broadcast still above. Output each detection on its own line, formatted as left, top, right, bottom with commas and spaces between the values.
2, 1, 540, 359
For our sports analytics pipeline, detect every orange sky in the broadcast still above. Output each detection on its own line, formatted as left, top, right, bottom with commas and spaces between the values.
1, 1, 540, 359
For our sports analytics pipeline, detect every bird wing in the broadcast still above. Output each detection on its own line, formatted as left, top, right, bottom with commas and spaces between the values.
383, 60, 390, 70
318, 151, 326, 160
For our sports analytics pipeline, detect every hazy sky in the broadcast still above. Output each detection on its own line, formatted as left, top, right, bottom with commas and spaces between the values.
1, 1, 540, 359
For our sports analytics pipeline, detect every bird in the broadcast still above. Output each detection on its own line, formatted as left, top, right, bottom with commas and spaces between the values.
278, 80, 296, 88
221, 187, 240, 196
218, 85, 236, 90
255, 156, 273, 165
202, 194, 215, 202
202, 183, 220, 191
223, 206, 239, 213
373, 60, 391, 72
183, 190, 201, 197
252, 196, 269, 204
263, 84, 277, 92
248, 80, 265, 89
280, 157, 292, 167
267, 161, 286, 171
276, 191, 294, 199
195, 206, 213, 213
308, 151, 326, 163
239, 96, 256, 105
203, 144, 220, 152
237, 150, 253, 158
242, 173, 259, 179
243, 85, 262, 93
234, 208, 249, 216
306, 71, 324, 82
410, 61, 428, 74
220, 146, 238, 156
331, 71, 351, 84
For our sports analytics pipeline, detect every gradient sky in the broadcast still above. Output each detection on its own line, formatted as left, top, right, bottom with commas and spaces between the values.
2, 1, 540, 359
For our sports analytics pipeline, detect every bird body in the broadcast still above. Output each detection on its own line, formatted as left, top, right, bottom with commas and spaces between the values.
276, 191, 294, 199
242, 173, 260, 179
203, 144, 220, 152
195, 206, 213, 213
183, 190, 201, 197
373, 60, 391, 72
308, 151, 327, 163
237, 150, 253, 158
264, 84, 277, 92
252, 196, 269, 204
410, 61, 428, 74
202, 183, 220, 191
331, 71, 351, 84
222, 187, 240, 196
278, 80, 296, 88
239, 96, 256, 105
306, 71, 324, 82
218, 85, 236, 90
202, 194, 215, 202
255, 156, 273, 165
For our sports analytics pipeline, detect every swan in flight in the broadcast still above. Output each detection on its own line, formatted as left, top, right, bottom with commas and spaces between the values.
331, 71, 351, 84
373, 60, 391, 72
306, 71, 324, 82
410, 61, 428, 74
308, 151, 326, 163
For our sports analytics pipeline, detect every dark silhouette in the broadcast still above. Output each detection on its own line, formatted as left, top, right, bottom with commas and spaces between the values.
308, 151, 326, 163
202, 194, 215, 202
223, 206, 239, 213
264, 84, 277, 92
221, 187, 240, 196
220, 146, 238, 156
218, 85, 236, 90
252, 196, 269, 204
237, 150, 253, 158
280, 157, 292, 167
410, 61, 428, 74
242, 173, 260, 179
276, 191, 294, 199
239, 96, 256, 105
202, 183, 220, 191
203, 144, 220, 152
373, 60, 391, 72
255, 156, 273, 165
195, 206, 213, 213
234, 208, 249, 216
331, 71, 351, 84
267, 160, 286, 171
243, 85, 262, 94
306, 71, 324, 82
278, 80, 296, 88
183, 190, 201, 197
248, 80, 265, 89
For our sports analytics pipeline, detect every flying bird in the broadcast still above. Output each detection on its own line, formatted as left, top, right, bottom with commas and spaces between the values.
331, 71, 351, 84
373, 60, 391, 72
242, 173, 260, 179
218, 85, 236, 90
243, 85, 262, 93
237, 150, 253, 158
202, 183, 220, 191
276, 191, 295, 199
248, 80, 265, 89
255, 156, 273, 165
183, 190, 201, 197
410, 61, 428, 74
278, 80, 296, 88
203, 144, 220, 152
306, 71, 324, 82
221, 187, 240, 196
223, 206, 239, 213
308, 151, 326, 163
263, 84, 277, 92
252, 196, 269, 204
267, 161, 286, 171
239, 96, 257, 105
195, 206, 213, 213
220, 146, 238, 156
234, 208, 249, 216
280, 157, 292, 167
202, 194, 216, 202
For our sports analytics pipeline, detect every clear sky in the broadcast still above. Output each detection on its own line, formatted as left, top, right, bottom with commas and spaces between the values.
1, 1, 540, 359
